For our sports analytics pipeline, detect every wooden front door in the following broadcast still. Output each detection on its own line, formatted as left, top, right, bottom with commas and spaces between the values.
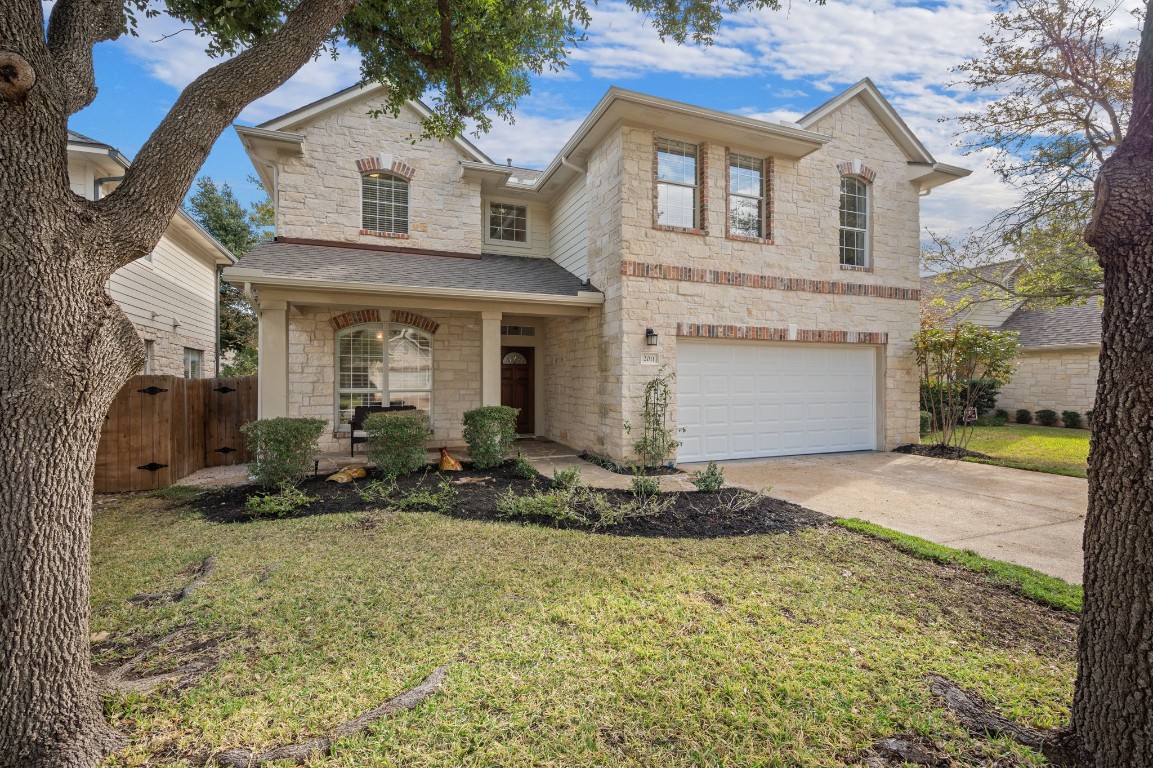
501, 346, 535, 434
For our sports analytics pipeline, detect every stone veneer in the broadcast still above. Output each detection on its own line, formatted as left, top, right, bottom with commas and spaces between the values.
998, 348, 1099, 418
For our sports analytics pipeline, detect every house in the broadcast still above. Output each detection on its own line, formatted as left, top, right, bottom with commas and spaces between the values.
67, 131, 235, 377
923, 262, 1101, 418
225, 79, 968, 462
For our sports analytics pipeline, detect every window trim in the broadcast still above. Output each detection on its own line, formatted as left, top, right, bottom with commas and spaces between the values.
653, 137, 708, 235
183, 348, 203, 379
838, 174, 871, 270
725, 150, 773, 243
334, 321, 434, 430
483, 199, 532, 249
360, 171, 411, 238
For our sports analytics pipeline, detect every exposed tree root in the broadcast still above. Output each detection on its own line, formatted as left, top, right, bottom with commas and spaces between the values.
99, 625, 219, 695
129, 556, 216, 605
209, 665, 450, 767
926, 674, 1079, 766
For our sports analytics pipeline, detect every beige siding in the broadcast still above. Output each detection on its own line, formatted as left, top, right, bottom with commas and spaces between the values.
481, 198, 551, 257
998, 348, 1099, 417
68, 161, 93, 198
549, 177, 589, 280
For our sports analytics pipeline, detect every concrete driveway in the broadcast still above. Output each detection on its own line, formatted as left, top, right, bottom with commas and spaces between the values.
692, 452, 1087, 584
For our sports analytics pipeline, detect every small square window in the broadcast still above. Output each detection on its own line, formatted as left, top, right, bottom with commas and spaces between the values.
489, 203, 527, 242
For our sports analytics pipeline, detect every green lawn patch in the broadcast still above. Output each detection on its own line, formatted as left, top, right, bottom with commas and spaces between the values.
835, 518, 1082, 613
931, 424, 1089, 478
92, 495, 1076, 767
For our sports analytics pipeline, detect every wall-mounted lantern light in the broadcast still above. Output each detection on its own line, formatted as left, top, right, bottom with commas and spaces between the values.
645, 328, 659, 346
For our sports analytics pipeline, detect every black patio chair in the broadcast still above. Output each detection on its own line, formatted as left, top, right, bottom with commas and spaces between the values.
349, 404, 417, 456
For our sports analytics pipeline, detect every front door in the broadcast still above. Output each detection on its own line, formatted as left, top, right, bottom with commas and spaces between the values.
500, 346, 534, 434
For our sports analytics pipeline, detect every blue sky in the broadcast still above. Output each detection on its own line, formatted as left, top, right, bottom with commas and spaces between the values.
67, 0, 1141, 236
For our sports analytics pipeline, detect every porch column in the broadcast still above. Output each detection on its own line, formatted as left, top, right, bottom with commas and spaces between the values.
480, 310, 502, 406
259, 299, 289, 418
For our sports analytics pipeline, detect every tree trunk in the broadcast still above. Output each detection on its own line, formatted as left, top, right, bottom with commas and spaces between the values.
0, 84, 142, 768
1077, 11, 1153, 764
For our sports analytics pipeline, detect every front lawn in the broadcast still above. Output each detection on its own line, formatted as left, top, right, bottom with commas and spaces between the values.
951, 424, 1090, 478
93, 492, 1076, 767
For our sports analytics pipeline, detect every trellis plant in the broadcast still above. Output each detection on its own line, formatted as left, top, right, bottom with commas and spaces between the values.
624, 369, 683, 469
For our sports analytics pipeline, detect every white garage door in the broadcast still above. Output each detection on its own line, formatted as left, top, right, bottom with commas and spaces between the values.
677, 340, 877, 462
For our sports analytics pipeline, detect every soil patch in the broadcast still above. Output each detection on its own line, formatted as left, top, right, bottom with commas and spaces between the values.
578, 451, 682, 476
190, 462, 826, 538
893, 443, 993, 461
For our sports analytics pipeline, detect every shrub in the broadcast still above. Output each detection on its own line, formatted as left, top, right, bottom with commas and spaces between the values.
241, 417, 327, 489
357, 479, 397, 504
1086, 409, 1095, 427
973, 415, 1007, 427
629, 471, 660, 497
552, 466, 583, 490
513, 451, 538, 480
496, 486, 589, 525
690, 461, 725, 493
1035, 409, 1059, 427
462, 406, 519, 469
245, 485, 314, 518
496, 483, 671, 529
995, 408, 1009, 420
364, 411, 432, 479
357, 474, 458, 512
1016, 409, 1033, 424
1061, 410, 1082, 429
919, 410, 932, 436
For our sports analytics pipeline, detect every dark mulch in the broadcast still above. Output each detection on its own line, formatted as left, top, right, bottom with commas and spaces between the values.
893, 443, 993, 461
190, 462, 826, 538
577, 451, 682, 476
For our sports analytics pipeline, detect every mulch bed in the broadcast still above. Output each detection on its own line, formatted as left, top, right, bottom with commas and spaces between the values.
189, 462, 827, 538
577, 451, 682, 476
893, 443, 994, 461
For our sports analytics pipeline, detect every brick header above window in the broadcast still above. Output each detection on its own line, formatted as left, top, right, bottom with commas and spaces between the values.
677, 323, 888, 345
329, 309, 440, 334
356, 155, 417, 180
836, 160, 877, 183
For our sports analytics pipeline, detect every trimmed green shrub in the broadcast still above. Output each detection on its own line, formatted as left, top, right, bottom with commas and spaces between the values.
1015, 409, 1033, 424
462, 406, 519, 469
995, 408, 1009, 420
1036, 409, 1059, 427
1061, 410, 1082, 429
552, 466, 583, 490
630, 471, 660, 497
513, 451, 538, 479
241, 417, 327, 489
919, 410, 932, 436
364, 411, 432, 479
245, 485, 315, 517
690, 460, 725, 493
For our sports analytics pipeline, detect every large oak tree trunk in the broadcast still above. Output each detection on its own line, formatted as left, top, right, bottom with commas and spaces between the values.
1078, 9, 1153, 766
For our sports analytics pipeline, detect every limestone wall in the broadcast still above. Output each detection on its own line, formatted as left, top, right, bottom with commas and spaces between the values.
998, 348, 1099, 418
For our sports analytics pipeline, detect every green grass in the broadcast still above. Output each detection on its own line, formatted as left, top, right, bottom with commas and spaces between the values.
934, 424, 1090, 478
93, 496, 1076, 767
835, 518, 1082, 613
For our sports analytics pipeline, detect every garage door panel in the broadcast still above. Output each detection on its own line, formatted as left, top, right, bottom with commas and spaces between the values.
677, 340, 877, 462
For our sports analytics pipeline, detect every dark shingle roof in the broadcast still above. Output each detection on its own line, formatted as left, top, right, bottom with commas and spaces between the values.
67, 129, 110, 147
1000, 302, 1102, 348
240, 240, 593, 297
921, 260, 1021, 322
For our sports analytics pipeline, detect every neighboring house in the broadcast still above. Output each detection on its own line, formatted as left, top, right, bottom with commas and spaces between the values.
67, 131, 235, 377
923, 262, 1102, 418
226, 80, 968, 462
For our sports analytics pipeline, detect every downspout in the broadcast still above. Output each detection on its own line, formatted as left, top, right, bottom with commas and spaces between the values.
92, 176, 124, 200
560, 154, 586, 174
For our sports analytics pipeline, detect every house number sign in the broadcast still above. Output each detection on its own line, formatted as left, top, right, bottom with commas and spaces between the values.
641, 353, 660, 366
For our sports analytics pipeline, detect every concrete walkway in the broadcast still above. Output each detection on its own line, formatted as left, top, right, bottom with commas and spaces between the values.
688, 452, 1087, 584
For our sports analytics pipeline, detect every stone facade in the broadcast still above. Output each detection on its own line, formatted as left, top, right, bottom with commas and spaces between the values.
998, 348, 1099, 418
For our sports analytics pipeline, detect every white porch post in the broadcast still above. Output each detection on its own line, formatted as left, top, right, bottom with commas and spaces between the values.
258, 299, 289, 418
480, 310, 502, 406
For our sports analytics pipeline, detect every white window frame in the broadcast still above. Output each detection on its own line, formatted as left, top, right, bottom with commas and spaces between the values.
839, 175, 870, 267
727, 153, 766, 239
183, 348, 203, 379
335, 322, 434, 429
655, 138, 699, 230
483, 200, 531, 248
361, 172, 410, 234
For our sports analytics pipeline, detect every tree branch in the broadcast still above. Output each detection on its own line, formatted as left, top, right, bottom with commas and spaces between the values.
99, 0, 358, 269
46, 0, 125, 114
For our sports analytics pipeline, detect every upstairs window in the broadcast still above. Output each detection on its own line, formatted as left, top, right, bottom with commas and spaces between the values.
728, 153, 766, 239
839, 176, 870, 267
489, 202, 528, 242
362, 172, 409, 234
656, 138, 699, 229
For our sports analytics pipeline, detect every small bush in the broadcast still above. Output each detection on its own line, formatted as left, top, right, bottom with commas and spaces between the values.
690, 461, 725, 493
973, 415, 1007, 427
552, 466, 583, 490
1015, 409, 1033, 425
497, 483, 671, 529
919, 410, 932, 436
496, 486, 588, 525
1035, 409, 1059, 427
1086, 409, 1095, 427
629, 472, 660, 497
1061, 410, 1082, 429
513, 451, 538, 480
995, 409, 1009, 420
357, 479, 397, 504
364, 411, 432, 479
462, 406, 519, 469
241, 417, 327, 489
245, 485, 314, 518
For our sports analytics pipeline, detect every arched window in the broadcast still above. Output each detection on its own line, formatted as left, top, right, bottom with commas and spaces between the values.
362, 172, 409, 234
839, 176, 869, 267
336, 323, 432, 426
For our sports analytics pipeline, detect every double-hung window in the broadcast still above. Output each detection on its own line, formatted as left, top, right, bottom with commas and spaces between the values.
728, 153, 765, 238
839, 176, 870, 267
656, 138, 699, 229
336, 323, 433, 427
362, 172, 409, 234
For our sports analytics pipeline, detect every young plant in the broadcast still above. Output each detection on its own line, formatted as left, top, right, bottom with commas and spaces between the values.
462, 406, 519, 468
245, 485, 315, 518
629, 471, 660, 497
389, 475, 459, 513
241, 417, 327, 489
364, 411, 432, 479
552, 466, 583, 490
357, 479, 398, 504
513, 451, 538, 480
690, 461, 725, 493
625, 369, 682, 468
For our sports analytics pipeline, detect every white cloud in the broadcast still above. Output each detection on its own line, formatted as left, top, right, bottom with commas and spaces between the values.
470, 113, 586, 169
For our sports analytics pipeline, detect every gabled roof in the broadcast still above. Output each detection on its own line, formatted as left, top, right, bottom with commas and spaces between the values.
1000, 302, 1101, 348
922, 260, 1023, 319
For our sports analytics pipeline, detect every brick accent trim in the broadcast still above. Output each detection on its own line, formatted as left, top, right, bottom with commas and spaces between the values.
677, 323, 888, 345
837, 160, 877, 183
360, 229, 412, 240
356, 156, 417, 180
329, 309, 440, 334
621, 260, 920, 301
724, 149, 774, 244
652, 136, 709, 236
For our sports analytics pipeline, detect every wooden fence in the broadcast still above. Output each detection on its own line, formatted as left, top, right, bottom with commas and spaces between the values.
94, 375, 257, 493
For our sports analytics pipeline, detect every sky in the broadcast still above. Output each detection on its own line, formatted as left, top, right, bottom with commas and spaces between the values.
66, 0, 1142, 239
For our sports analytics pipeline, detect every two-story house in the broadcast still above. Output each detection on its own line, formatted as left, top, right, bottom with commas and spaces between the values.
68, 130, 235, 377
226, 80, 968, 462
